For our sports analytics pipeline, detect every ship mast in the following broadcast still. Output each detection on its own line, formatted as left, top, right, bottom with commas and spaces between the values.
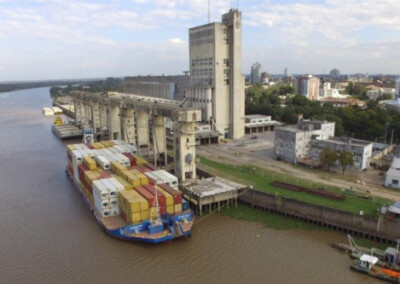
150, 187, 161, 224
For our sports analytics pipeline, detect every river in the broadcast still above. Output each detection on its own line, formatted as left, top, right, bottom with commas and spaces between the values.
0, 87, 380, 283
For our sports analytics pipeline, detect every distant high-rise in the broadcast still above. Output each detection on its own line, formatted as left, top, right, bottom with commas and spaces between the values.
330, 68, 340, 79
250, 62, 262, 83
296, 75, 320, 101
186, 9, 245, 139
395, 78, 400, 100
284, 67, 288, 76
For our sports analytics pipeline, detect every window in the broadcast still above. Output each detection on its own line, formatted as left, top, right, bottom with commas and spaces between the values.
393, 179, 399, 185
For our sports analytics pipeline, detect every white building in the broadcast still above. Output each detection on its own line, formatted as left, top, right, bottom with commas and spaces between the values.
274, 120, 335, 163
366, 87, 395, 100
385, 157, 400, 189
310, 138, 373, 170
186, 9, 245, 139
319, 82, 345, 99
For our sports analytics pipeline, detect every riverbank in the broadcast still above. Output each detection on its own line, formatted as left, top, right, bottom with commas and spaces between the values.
219, 204, 387, 250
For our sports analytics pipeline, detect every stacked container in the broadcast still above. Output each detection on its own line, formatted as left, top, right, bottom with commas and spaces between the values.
66, 139, 187, 225
119, 190, 150, 224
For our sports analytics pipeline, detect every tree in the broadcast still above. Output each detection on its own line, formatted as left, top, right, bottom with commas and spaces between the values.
319, 148, 338, 170
339, 151, 354, 175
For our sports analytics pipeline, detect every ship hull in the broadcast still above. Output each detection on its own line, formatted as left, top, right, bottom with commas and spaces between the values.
66, 167, 193, 244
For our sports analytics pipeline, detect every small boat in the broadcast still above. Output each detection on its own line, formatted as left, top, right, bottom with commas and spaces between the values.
351, 254, 400, 283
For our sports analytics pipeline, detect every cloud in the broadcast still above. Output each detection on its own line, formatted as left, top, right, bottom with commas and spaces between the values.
0, 0, 399, 80
169, 38, 186, 44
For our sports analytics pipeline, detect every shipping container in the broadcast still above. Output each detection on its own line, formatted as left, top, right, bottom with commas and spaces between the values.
83, 156, 97, 170
174, 204, 182, 213
110, 161, 127, 176
117, 153, 130, 167
152, 170, 179, 189
140, 210, 150, 220
144, 163, 158, 171
85, 143, 95, 149
108, 177, 125, 192
159, 183, 182, 204
93, 180, 109, 199
136, 156, 148, 166
155, 185, 174, 206
84, 170, 101, 185
95, 155, 111, 170
142, 184, 166, 208
134, 186, 155, 208
110, 206, 120, 216
94, 194, 110, 209
130, 169, 148, 185
109, 197, 119, 207
111, 175, 133, 190
122, 153, 136, 166
166, 205, 174, 214
144, 171, 163, 185
100, 178, 117, 198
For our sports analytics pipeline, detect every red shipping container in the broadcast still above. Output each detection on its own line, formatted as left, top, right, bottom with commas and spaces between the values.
138, 166, 151, 173
122, 153, 136, 166
85, 143, 95, 149
143, 184, 166, 207
134, 186, 155, 210
99, 171, 111, 179
144, 163, 157, 171
78, 164, 89, 181
159, 183, 182, 204
81, 178, 93, 195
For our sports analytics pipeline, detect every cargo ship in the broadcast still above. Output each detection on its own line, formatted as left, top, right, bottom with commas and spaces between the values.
65, 139, 194, 244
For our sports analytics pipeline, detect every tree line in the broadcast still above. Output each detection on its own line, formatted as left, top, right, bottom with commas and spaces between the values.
245, 83, 400, 144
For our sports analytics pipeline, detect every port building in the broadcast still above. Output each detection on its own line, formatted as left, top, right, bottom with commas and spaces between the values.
274, 119, 373, 170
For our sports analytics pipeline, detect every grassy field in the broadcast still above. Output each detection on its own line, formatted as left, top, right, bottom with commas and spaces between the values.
198, 156, 389, 218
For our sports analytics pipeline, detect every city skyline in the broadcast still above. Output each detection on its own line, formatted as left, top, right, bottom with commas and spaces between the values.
1, 0, 400, 81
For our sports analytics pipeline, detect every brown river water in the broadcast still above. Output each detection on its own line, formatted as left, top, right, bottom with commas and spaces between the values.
0, 88, 380, 283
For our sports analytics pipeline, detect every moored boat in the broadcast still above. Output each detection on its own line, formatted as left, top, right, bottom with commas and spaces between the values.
65, 139, 194, 244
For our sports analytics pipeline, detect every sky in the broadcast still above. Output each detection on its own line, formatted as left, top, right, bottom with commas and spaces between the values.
1, 0, 400, 81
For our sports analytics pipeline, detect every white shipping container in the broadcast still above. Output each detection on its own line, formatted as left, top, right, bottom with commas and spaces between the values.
152, 170, 179, 189
94, 194, 110, 209
110, 206, 120, 216
96, 205, 111, 218
117, 154, 130, 167
112, 139, 123, 145
92, 180, 109, 199
72, 150, 83, 164
108, 177, 125, 192
144, 171, 164, 185
95, 155, 111, 170
100, 178, 118, 197
109, 197, 119, 207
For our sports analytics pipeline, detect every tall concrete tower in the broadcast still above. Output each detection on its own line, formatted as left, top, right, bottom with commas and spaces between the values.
186, 9, 245, 139
250, 63, 262, 83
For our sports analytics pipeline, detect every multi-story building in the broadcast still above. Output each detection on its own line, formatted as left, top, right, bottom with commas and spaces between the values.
186, 9, 245, 139
395, 78, 400, 100
295, 75, 320, 100
250, 62, 262, 83
330, 68, 340, 79
274, 119, 335, 163
309, 137, 373, 170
